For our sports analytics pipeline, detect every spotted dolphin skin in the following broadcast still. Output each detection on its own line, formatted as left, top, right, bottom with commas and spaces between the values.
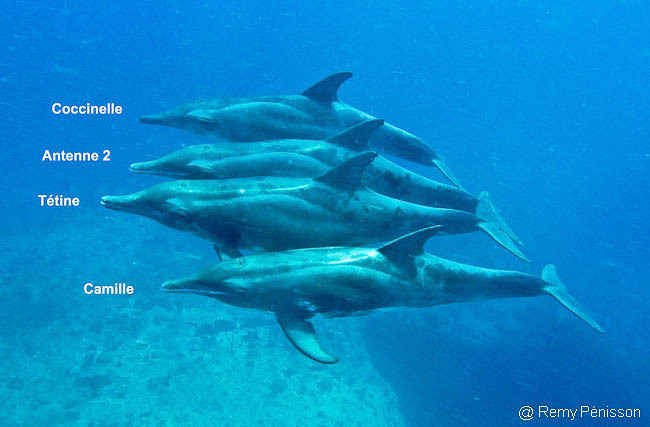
130, 120, 522, 245
102, 152, 528, 261
139, 72, 463, 187
161, 227, 603, 363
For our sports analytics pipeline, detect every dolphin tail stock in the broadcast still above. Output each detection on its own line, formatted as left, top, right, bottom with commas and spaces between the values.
432, 157, 465, 190
541, 264, 605, 333
476, 191, 524, 246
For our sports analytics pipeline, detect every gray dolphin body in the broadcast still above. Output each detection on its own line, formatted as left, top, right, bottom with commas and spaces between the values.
102, 153, 527, 261
139, 72, 462, 187
130, 120, 522, 245
161, 227, 603, 363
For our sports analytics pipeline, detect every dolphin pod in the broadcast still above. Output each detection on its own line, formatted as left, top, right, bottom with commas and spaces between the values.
130, 119, 522, 245
102, 72, 603, 363
103, 152, 527, 261
162, 227, 603, 363
139, 72, 463, 187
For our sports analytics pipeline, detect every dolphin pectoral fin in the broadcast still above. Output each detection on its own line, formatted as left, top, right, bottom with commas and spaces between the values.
213, 244, 223, 262
326, 119, 385, 151
477, 221, 530, 262
315, 152, 377, 191
477, 191, 523, 246
224, 247, 243, 258
207, 223, 242, 259
211, 243, 239, 262
301, 72, 353, 103
542, 265, 604, 333
276, 312, 338, 364
432, 157, 465, 190
379, 226, 443, 274
213, 244, 243, 260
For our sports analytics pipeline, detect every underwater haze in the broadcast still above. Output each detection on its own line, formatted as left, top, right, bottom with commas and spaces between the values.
1, 1, 648, 426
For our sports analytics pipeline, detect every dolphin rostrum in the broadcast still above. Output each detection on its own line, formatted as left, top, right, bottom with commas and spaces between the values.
102, 152, 527, 261
139, 72, 463, 187
130, 119, 522, 245
162, 226, 603, 363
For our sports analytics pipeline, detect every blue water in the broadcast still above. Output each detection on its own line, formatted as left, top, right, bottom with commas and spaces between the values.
2, 1, 648, 426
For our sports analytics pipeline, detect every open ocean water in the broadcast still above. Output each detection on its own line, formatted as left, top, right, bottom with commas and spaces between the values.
1, 1, 648, 426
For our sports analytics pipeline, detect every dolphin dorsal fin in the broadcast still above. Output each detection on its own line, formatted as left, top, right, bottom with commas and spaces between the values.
276, 312, 338, 364
314, 152, 377, 191
301, 72, 353, 103
326, 119, 385, 150
378, 226, 443, 270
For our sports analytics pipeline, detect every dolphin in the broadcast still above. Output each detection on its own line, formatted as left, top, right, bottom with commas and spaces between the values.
161, 226, 603, 363
102, 153, 528, 261
130, 119, 522, 245
139, 72, 463, 187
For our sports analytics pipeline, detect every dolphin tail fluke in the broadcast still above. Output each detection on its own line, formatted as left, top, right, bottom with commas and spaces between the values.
432, 157, 464, 190
276, 312, 339, 364
477, 191, 524, 246
542, 264, 604, 333
476, 195, 529, 262
478, 221, 529, 262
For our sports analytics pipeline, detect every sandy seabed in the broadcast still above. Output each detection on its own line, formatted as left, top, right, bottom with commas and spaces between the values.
0, 211, 404, 426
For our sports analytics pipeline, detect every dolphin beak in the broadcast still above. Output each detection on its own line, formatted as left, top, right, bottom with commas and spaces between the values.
100, 195, 134, 211
129, 161, 154, 173
139, 113, 168, 125
162, 278, 227, 297
161, 279, 218, 295
161, 280, 184, 292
